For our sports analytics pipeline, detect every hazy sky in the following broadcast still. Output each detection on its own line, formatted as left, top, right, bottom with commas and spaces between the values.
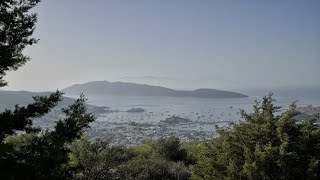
3, 0, 320, 91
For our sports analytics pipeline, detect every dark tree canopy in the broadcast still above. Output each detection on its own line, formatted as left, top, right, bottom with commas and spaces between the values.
3, 95, 94, 178
0, 0, 40, 87
0, 91, 62, 141
192, 95, 320, 180
0, 1, 96, 179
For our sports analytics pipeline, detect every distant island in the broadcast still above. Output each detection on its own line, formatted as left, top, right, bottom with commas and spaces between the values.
126, 108, 145, 113
62, 81, 248, 98
161, 115, 192, 125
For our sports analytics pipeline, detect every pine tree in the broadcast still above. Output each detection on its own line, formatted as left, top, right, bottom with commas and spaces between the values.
192, 94, 320, 180
0, 1, 95, 179
0, 0, 40, 87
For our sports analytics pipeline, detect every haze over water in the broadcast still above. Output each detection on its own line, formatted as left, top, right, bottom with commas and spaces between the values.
64, 94, 320, 135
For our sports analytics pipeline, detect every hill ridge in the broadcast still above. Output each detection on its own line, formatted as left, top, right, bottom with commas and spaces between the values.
62, 81, 248, 98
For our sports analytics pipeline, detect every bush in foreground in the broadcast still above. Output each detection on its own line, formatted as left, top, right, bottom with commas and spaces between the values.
191, 95, 320, 180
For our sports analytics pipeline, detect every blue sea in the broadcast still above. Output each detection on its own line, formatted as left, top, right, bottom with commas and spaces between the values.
60, 94, 320, 144
66, 94, 320, 129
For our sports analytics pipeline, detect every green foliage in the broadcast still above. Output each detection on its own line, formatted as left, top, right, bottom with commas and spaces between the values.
132, 137, 192, 164
168, 161, 192, 180
0, 0, 41, 87
69, 136, 192, 180
192, 94, 320, 180
70, 136, 134, 180
122, 137, 192, 180
0, 91, 62, 141
0, 1, 98, 179
117, 156, 191, 180
1, 95, 95, 179
130, 138, 154, 158
117, 157, 173, 180
154, 136, 188, 162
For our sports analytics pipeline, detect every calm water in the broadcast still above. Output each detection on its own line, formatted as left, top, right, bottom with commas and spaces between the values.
61, 94, 320, 144
67, 94, 320, 124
